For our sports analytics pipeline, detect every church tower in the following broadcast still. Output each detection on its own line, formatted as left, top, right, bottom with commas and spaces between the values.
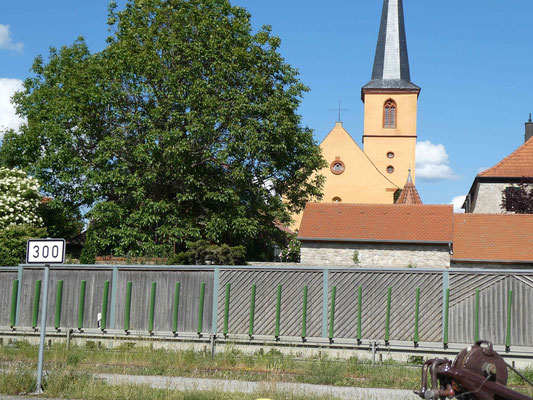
362, 0, 420, 187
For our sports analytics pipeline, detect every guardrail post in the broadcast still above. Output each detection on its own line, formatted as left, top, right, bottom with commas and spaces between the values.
248, 283, 256, 337
32, 280, 42, 329
101, 281, 110, 331
124, 281, 132, 332
10, 279, 19, 328
505, 289, 513, 350
54, 280, 63, 330
474, 289, 480, 342
78, 280, 86, 330
322, 268, 329, 338
329, 285, 336, 341
275, 284, 282, 338
357, 285, 362, 342
197, 282, 205, 334
301, 285, 308, 339
413, 287, 420, 344
223, 283, 231, 336
172, 282, 180, 334
385, 287, 392, 343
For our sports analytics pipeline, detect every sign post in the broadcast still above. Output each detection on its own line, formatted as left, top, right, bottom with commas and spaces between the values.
26, 239, 65, 394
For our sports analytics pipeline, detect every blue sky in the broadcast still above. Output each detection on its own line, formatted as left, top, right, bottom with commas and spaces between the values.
1, 1, 532, 209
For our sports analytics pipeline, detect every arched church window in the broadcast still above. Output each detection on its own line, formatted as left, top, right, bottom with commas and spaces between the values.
384, 100, 397, 129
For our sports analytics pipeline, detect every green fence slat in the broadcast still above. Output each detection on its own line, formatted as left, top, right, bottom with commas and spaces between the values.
54, 280, 64, 329
413, 287, 420, 343
443, 288, 450, 346
32, 280, 42, 329
197, 282, 205, 334
474, 289, 480, 342
505, 290, 513, 348
149, 282, 157, 333
101, 281, 110, 331
301, 285, 308, 338
357, 286, 362, 341
329, 286, 336, 340
172, 282, 180, 333
275, 285, 282, 337
78, 280, 86, 330
223, 283, 231, 335
10, 280, 19, 327
124, 281, 132, 332
248, 284, 256, 337
385, 287, 392, 342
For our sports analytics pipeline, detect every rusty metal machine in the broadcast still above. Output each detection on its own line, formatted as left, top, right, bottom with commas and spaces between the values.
415, 340, 533, 400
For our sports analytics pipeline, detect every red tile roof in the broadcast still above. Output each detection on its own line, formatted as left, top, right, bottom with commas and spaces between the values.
298, 203, 453, 243
452, 214, 533, 262
396, 171, 422, 204
478, 137, 533, 178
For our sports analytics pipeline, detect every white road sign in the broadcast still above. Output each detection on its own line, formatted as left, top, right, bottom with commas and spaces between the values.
26, 239, 66, 264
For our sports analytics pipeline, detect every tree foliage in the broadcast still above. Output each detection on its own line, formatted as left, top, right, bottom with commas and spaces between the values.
501, 178, 533, 214
0, 0, 325, 257
0, 167, 42, 229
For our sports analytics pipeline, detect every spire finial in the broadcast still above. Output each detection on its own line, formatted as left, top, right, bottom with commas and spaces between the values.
529, 113, 532, 123
406, 167, 413, 184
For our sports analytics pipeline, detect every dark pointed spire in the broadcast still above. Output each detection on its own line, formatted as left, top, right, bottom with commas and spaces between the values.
526, 113, 533, 142
362, 0, 420, 94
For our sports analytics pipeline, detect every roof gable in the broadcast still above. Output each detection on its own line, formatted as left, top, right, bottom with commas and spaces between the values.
478, 137, 533, 178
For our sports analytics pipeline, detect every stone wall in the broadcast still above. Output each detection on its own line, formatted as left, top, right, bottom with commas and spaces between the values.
472, 183, 509, 213
300, 241, 450, 268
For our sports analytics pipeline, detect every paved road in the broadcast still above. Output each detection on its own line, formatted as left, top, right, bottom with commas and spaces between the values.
96, 373, 420, 399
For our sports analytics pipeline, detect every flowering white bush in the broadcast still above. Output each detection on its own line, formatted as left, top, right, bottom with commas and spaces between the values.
0, 167, 43, 229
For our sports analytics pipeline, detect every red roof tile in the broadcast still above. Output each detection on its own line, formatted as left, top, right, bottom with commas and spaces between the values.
478, 137, 533, 178
298, 203, 453, 243
452, 214, 533, 262
396, 171, 422, 204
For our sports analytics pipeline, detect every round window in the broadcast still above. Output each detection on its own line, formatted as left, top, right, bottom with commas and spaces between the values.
387, 166, 394, 174
330, 159, 345, 175
332, 197, 342, 203
387, 152, 395, 159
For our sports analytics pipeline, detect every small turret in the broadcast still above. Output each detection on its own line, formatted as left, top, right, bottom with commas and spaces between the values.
396, 168, 422, 204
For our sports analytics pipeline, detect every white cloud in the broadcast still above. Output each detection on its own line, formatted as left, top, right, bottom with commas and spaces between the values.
0, 78, 25, 136
450, 195, 466, 213
416, 140, 458, 180
0, 25, 23, 53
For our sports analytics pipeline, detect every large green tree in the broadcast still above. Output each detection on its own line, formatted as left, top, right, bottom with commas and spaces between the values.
1, 0, 325, 257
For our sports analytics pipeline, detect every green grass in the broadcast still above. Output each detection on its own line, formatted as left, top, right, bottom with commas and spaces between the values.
0, 366, 344, 400
0, 341, 531, 397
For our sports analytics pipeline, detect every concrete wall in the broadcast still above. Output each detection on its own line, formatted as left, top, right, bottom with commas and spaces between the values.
300, 241, 450, 268
471, 182, 509, 213
452, 262, 533, 269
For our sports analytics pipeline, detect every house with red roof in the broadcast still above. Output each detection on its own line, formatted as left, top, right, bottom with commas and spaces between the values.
463, 116, 533, 213
298, 203, 533, 268
298, 203, 453, 268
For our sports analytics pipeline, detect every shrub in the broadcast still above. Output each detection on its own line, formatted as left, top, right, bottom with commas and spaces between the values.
0, 225, 47, 266
167, 240, 246, 265
352, 251, 360, 264
279, 237, 300, 263
0, 167, 42, 229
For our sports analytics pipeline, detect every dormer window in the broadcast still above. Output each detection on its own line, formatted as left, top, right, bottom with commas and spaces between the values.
384, 100, 397, 129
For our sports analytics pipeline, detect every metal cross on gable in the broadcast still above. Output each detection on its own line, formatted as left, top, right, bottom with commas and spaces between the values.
331, 100, 349, 122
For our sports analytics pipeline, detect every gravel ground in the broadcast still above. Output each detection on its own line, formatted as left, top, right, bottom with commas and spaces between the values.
96, 373, 420, 400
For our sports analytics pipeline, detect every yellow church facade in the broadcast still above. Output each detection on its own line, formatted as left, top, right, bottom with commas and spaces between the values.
292, 0, 420, 230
